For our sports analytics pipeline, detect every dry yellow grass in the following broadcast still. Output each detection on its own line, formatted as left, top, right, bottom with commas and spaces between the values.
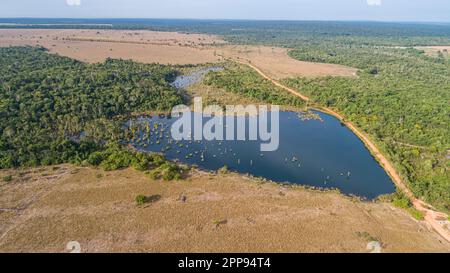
0, 165, 449, 253
416, 46, 450, 57
0, 29, 226, 65
0, 29, 357, 78
216, 45, 358, 79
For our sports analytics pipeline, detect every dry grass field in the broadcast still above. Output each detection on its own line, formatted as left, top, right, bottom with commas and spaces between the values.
416, 46, 450, 57
0, 29, 357, 78
0, 29, 226, 64
0, 165, 449, 253
216, 45, 358, 79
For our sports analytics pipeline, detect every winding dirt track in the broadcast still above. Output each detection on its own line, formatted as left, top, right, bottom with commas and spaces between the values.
238, 60, 450, 243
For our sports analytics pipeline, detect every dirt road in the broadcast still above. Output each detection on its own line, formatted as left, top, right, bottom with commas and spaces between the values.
238, 60, 450, 243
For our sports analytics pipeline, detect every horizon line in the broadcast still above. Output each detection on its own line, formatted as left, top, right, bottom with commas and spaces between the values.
0, 17, 450, 25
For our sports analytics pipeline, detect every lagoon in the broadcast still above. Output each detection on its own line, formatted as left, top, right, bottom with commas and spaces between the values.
130, 110, 395, 199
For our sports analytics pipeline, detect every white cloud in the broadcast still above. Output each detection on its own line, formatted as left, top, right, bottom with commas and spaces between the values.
66, 0, 81, 6
367, 0, 382, 6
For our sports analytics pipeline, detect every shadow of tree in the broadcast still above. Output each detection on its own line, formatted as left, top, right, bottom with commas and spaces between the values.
145, 194, 161, 204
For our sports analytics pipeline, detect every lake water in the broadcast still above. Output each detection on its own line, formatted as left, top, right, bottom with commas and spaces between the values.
129, 111, 396, 199
171, 66, 223, 89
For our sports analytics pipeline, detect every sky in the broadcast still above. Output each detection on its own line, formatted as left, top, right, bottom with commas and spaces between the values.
1, 0, 450, 22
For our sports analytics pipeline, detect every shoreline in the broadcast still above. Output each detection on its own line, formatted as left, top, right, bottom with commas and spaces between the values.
236, 60, 450, 243
0, 30, 448, 243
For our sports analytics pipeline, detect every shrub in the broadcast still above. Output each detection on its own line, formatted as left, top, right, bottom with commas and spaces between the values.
391, 191, 412, 209
390, 190, 426, 220
100, 150, 134, 171
148, 153, 166, 167
87, 151, 106, 166
392, 197, 411, 209
368, 67, 380, 75
135, 195, 147, 205
356, 231, 378, 242
83, 145, 184, 181
2, 175, 12, 182
218, 165, 229, 174
0, 154, 15, 169
212, 219, 228, 228
131, 152, 168, 171
148, 162, 182, 181
131, 153, 150, 171
408, 208, 425, 221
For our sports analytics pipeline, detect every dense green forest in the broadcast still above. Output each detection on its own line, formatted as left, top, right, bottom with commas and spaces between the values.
203, 62, 305, 108
0, 46, 184, 168
284, 46, 450, 211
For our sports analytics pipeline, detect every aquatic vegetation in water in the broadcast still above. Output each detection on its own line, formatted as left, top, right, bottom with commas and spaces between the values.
130, 110, 395, 199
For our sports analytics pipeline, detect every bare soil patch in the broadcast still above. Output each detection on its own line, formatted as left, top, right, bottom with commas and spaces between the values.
0, 165, 448, 253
